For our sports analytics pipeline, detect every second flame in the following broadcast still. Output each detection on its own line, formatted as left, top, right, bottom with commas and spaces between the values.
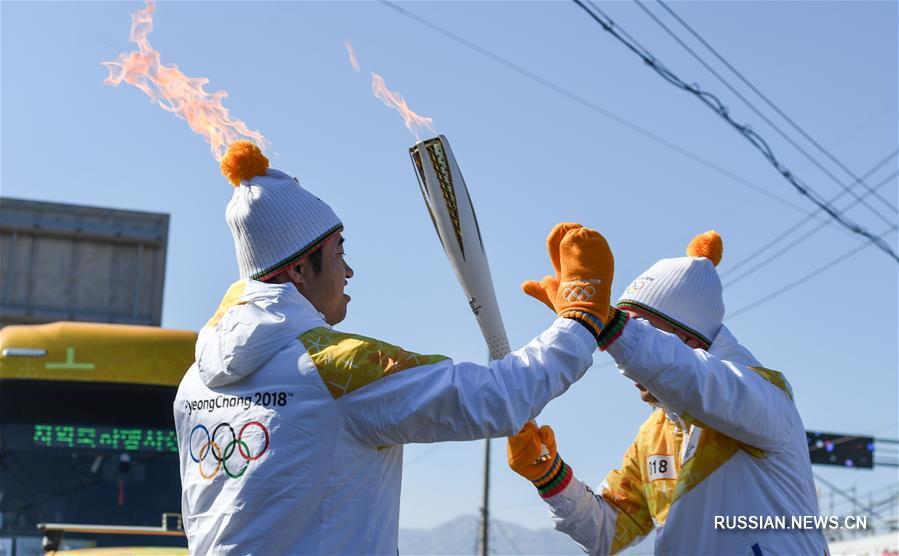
371, 73, 434, 142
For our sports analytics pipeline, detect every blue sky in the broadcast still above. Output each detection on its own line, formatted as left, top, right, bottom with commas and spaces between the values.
2, 0, 896, 537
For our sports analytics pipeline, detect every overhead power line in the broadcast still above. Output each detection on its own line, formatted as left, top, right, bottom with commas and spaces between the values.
377, 0, 822, 218
725, 168, 897, 287
814, 473, 886, 519
633, 0, 897, 230
726, 226, 894, 319
827, 489, 899, 516
654, 0, 899, 216
379, 1, 898, 322
404, 444, 443, 466
571, 0, 899, 262
491, 520, 524, 555
722, 150, 898, 280
723, 152, 897, 286
830, 102, 898, 150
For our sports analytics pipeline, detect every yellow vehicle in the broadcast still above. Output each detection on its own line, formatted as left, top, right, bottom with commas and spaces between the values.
0, 322, 196, 554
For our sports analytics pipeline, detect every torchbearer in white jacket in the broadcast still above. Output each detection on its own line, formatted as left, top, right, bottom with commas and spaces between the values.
508, 231, 829, 556
173, 141, 623, 555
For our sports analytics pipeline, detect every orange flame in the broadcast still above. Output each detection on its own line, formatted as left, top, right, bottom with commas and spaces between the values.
344, 41, 360, 72
371, 73, 434, 141
101, 1, 266, 161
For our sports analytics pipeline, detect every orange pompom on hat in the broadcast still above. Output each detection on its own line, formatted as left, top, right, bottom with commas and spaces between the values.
617, 231, 724, 346
221, 140, 342, 280
686, 230, 723, 266
221, 140, 270, 187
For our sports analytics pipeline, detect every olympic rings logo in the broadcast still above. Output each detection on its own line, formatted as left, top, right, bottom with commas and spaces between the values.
189, 421, 270, 480
563, 285, 596, 302
623, 282, 639, 296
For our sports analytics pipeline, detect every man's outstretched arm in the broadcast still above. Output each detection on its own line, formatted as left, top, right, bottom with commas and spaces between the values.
309, 317, 596, 445
328, 223, 617, 446
508, 423, 654, 555
607, 316, 797, 450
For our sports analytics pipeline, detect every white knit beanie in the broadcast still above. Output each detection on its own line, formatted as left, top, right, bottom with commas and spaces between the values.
220, 141, 342, 281
616, 231, 724, 345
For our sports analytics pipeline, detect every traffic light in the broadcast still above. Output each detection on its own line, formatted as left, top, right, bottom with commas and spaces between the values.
806, 431, 874, 469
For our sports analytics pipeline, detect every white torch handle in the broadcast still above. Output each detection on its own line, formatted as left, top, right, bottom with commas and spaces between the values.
409, 135, 551, 463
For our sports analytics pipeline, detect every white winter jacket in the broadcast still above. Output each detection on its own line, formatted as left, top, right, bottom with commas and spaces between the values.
174, 279, 597, 555
543, 318, 828, 555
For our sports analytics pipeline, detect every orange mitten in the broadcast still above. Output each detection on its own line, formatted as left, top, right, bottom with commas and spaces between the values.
547, 222, 586, 276
521, 274, 560, 312
554, 227, 614, 337
507, 422, 573, 498
522, 222, 582, 313
523, 223, 625, 345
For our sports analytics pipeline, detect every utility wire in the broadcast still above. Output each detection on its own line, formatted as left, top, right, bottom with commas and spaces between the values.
655, 0, 899, 216
634, 0, 897, 229
725, 167, 897, 287
726, 226, 894, 319
814, 473, 885, 519
572, 0, 899, 262
491, 520, 524, 555
6, 451, 170, 513
827, 487, 899, 514
405, 444, 442, 466
722, 150, 898, 280
830, 494, 898, 520
380, 1, 899, 315
377, 0, 821, 218
830, 102, 897, 150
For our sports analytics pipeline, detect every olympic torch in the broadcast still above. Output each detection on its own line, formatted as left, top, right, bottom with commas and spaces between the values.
409, 135, 549, 462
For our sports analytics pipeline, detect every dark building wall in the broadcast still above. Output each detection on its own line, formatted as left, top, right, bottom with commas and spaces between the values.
0, 197, 168, 326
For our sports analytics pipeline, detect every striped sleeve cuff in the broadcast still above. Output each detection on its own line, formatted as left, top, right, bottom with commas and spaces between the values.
559, 310, 604, 342
596, 308, 628, 351
559, 309, 629, 350
533, 454, 574, 499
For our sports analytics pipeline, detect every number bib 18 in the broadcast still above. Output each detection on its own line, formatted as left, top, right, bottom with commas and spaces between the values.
646, 454, 676, 481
